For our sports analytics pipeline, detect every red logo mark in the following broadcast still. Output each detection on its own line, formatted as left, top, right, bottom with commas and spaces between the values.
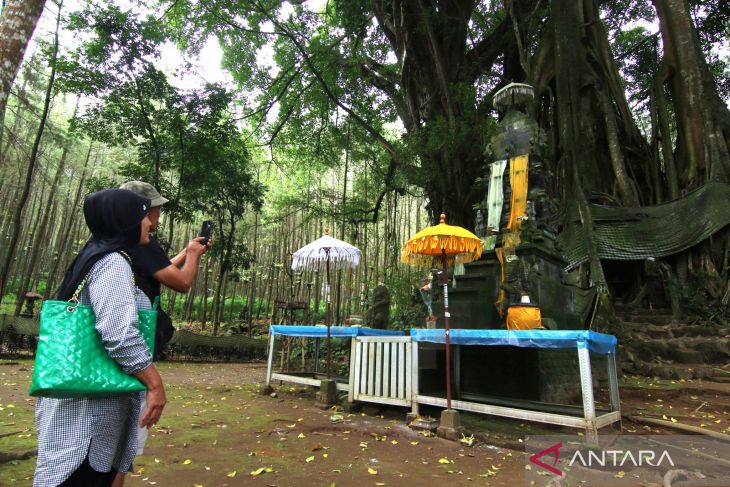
529, 442, 564, 477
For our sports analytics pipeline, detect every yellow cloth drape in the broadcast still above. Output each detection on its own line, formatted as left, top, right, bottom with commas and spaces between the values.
495, 247, 506, 313
495, 155, 529, 317
506, 305, 542, 330
502, 232, 521, 248
507, 154, 529, 233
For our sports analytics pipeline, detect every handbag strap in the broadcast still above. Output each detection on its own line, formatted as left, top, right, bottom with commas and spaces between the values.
69, 251, 137, 305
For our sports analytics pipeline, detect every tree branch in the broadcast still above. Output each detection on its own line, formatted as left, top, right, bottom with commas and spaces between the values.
464, 16, 512, 82
255, 1, 398, 158
359, 60, 413, 129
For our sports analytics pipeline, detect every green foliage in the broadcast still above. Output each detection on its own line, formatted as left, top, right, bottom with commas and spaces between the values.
84, 174, 120, 194
55, 4, 265, 281
388, 274, 429, 330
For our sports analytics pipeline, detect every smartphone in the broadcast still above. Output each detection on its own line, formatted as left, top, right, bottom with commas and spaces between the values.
199, 220, 213, 245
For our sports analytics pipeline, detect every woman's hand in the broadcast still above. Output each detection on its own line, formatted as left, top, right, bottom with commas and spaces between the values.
134, 364, 167, 428
140, 384, 167, 428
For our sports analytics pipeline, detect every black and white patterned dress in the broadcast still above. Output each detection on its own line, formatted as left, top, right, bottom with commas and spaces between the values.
34, 253, 153, 486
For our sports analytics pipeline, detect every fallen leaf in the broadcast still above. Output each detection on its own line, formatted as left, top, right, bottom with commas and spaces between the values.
438, 458, 452, 464
306, 455, 315, 463
227, 470, 237, 477
183, 459, 192, 465
391, 440, 398, 445
368, 467, 378, 475
250, 467, 266, 476
410, 441, 419, 446
298, 433, 306, 439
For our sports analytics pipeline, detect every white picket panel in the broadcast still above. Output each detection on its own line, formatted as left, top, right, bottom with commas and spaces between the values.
352, 336, 412, 407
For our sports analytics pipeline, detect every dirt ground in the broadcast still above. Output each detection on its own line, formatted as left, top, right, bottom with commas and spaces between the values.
1, 360, 729, 487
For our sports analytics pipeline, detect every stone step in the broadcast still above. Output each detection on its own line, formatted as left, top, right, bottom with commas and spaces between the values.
614, 304, 672, 314
621, 322, 728, 339
626, 360, 730, 381
622, 337, 730, 364
671, 324, 730, 338
463, 260, 499, 270
453, 272, 491, 283
621, 323, 674, 339
448, 286, 485, 297
617, 313, 676, 325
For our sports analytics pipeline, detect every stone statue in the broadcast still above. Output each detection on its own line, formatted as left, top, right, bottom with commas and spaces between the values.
419, 276, 434, 316
365, 282, 390, 329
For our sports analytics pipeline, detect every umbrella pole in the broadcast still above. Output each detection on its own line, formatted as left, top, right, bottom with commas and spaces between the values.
442, 249, 452, 410
326, 251, 332, 379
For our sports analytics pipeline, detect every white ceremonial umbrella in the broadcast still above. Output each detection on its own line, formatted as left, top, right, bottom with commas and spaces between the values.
493, 82, 535, 111
291, 228, 361, 378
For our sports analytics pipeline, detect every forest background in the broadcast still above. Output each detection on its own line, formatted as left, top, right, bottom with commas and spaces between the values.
0, 0, 728, 337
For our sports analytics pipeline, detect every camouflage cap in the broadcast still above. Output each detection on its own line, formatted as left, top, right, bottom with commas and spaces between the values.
119, 180, 169, 207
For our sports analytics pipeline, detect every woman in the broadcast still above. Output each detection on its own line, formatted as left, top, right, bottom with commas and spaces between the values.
34, 189, 167, 487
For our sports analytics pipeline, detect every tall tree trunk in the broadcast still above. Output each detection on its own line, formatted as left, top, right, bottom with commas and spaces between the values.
336, 127, 349, 325
0, 2, 58, 304
653, 78, 680, 200
44, 141, 94, 299
0, 67, 29, 170
213, 215, 236, 334
15, 97, 77, 314
0, 0, 46, 149
200, 256, 210, 328
552, 0, 613, 324
246, 210, 259, 331
652, 0, 730, 185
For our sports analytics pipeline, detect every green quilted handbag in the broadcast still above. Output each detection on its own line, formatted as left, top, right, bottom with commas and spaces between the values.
29, 253, 157, 398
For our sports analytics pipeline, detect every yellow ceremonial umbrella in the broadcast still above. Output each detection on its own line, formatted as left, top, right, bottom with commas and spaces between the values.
401, 213, 482, 409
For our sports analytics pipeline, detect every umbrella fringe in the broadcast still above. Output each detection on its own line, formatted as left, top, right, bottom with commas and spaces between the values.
292, 254, 360, 271
291, 234, 361, 272
400, 235, 482, 267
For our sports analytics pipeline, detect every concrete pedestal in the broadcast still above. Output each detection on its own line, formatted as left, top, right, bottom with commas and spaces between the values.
436, 409, 464, 440
315, 380, 339, 409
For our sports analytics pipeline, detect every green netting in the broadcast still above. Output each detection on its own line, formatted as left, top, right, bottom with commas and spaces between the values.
0, 315, 40, 336
0, 314, 267, 361
556, 182, 730, 270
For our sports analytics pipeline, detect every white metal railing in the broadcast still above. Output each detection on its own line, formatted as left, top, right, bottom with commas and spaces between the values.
348, 335, 620, 441
266, 333, 620, 440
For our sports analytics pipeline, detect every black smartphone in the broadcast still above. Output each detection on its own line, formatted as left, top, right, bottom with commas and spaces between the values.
199, 220, 213, 245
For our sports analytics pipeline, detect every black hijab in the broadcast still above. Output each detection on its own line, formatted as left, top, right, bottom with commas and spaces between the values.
56, 189, 151, 300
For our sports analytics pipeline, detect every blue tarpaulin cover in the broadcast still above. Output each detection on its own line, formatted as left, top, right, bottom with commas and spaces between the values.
409, 329, 616, 355
270, 325, 405, 338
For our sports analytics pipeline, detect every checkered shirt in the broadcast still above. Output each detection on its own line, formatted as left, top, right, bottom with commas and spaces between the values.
34, 253, 153, 486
